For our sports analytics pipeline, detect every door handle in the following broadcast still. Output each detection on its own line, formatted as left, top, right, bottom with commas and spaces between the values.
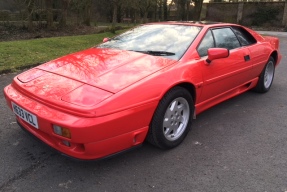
244, 55, 250, 61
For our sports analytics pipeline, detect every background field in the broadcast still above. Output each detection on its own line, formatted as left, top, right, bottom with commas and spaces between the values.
0, 30, 123, 73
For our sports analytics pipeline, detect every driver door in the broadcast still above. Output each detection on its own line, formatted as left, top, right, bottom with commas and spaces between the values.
197, 27, 253, 104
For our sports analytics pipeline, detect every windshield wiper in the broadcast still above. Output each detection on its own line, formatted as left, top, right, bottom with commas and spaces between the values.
132, 50, 175, 56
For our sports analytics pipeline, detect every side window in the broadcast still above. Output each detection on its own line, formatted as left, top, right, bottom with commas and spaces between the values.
231, 26, 257, 46
197, 30, 215, 57
212, 28, 240, 50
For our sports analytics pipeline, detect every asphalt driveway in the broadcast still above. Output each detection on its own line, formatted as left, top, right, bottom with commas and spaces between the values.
0, 35, 286, 192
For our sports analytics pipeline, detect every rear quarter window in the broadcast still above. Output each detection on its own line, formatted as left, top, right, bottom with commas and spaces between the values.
232, 26, 257, 46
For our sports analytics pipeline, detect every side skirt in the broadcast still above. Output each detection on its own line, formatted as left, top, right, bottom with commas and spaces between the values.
195, 77, 259, 115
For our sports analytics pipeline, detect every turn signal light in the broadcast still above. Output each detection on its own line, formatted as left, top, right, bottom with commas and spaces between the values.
53, 125, 71, 138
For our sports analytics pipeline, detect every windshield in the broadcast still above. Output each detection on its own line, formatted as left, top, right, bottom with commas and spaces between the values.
97, 24, 202, 60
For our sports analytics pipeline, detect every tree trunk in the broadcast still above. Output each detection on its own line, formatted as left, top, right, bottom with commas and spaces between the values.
176, 0, 180, 20
158, 0, 162, 21
193, 0, 203, 21
45, 0, 53, 30
154, 4, 158, 21
25, 0, 35, 31
186, 0, 190, 20
180, 0, 186, 21
83, 0, 92, 26
163, 0, 168, 21
143, 11, 148, 23
111, 0, 118, 33
168, 0, 174, 20
112, 1, 118, 24
141, 0, 152, 23
59, 0, 70, 28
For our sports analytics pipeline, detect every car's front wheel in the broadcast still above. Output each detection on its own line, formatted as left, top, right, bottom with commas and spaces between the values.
147, 87, 194, 149
254, 57, 275, 93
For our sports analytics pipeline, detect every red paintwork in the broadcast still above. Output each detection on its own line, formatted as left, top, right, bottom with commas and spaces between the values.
3, 22, 282, 160
207, 48, 229, 62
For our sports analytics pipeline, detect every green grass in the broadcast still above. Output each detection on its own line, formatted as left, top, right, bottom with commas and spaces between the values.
0, 30, 124, 73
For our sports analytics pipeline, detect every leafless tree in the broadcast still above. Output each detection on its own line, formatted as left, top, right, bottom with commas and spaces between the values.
138, 0, 157, 23
59, 0, 71, 27
83, 0, 92, 26
24, 0, 35, 31
45, 0, 53, 29
192, 0, 204, 20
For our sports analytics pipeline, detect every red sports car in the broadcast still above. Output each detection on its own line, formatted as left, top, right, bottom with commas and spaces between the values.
4, 22, 281, 160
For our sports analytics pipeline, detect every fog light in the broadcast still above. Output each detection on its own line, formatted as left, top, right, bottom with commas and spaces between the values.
53, 125, 71, 138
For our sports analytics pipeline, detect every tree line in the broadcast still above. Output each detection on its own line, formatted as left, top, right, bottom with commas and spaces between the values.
0, 0, 204, 31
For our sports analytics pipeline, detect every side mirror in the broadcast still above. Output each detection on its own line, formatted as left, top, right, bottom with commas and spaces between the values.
103, 37, 110, 43
206, 48, 229, 64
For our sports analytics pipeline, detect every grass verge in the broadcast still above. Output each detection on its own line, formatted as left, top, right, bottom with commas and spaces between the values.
0, 30, 125, 74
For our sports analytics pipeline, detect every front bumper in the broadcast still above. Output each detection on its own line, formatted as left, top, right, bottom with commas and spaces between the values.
4, 84, 156, 160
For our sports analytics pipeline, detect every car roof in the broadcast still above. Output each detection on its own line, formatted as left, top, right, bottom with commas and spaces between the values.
148, 21, 237, 27
170, 21, 222, 25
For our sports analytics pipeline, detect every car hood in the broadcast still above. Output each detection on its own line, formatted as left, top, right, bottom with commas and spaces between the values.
14, 48, 176, 108
35, 48, 176, 93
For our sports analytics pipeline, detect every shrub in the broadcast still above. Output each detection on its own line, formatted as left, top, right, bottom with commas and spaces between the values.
251, 6, 279, 26
0, 10, 11, 21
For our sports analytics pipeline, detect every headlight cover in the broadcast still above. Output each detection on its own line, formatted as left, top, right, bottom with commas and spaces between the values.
61, 84, 113, 107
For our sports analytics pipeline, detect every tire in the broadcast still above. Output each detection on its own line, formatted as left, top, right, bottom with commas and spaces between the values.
253, 57, 275, 93
147, 86, 194, 149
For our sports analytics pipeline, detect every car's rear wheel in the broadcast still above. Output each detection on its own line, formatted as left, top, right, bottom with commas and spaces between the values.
147, 87, 194, 149
254, 57, 275, 93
